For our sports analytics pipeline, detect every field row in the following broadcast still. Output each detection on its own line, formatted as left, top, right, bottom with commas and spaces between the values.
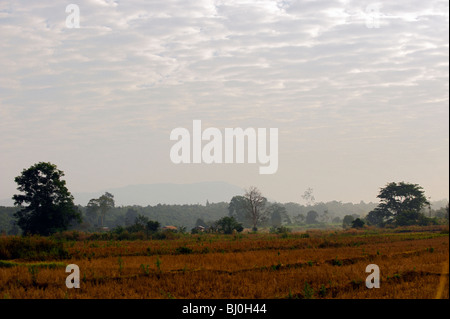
1, 229, 448, 299
63, 229, 447, 260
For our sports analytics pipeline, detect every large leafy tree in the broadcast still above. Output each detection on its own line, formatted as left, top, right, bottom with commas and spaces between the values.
373, 182, 430, 226
228, 195, 250, 226
305, 210, 319, 224
12, 162, 81, 236
98, 192, 115, 227
267, 203, 291, 227
86, 192, 115, 227
86, 198, 101, 226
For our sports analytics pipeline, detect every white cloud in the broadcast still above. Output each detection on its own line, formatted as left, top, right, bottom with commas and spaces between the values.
0, 0, 448, 203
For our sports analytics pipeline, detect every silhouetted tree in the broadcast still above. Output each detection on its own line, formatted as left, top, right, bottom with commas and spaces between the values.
12, 162, 81, 236
305, 210, 319, 224
87, 192, 115, 227
351, 218, 365, 228
125, 208, 139, 226
342, 215, 355, 228
267, 203, 290, 227
228, 195, 250, 226
375, 182, 430, 226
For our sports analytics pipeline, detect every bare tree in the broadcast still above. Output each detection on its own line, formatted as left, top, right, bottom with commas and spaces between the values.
244, 186, 267, 231
301, 188, 315, 206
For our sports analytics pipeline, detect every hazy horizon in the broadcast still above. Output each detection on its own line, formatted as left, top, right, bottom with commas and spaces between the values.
1, 1, 448, 206
1, 180, 448, 208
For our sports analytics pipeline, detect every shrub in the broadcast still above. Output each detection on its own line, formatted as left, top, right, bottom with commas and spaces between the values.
318, 240, 342, 248
269, 226, 291, 235
140, 264, 150, 275
331, 257, 343, 266
318, 284, 327, 298
0, 260, 17, 268
351, 218, 365, 229
51, 230, 85, 241
0, 236, 70, 260
302, 282, 315, 299
175, 246, 193, 255
152, 230, 179, 240
215, 216, 243, 234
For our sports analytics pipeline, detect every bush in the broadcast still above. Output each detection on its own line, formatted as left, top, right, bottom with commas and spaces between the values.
215, 216, 243, 234
302, 282, 315, 299
152, 230, 179, 240
175, 246, 193, 255
351, 218, 365, 229
0, 236, 70, 260
51, 230, 89, 241
270, 226, 291, 235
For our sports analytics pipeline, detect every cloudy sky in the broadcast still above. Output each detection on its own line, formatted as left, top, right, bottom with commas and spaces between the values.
0, 0, 448, 205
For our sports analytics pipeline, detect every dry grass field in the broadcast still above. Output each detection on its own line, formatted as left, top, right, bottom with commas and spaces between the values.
0, 226, 448, 299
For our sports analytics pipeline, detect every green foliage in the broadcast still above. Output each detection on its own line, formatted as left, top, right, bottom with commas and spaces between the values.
150, 230, 180, 240
140, 264, 150, 275
302, 282, 315, 299
228, 196, 250, 227
332, 257, 343, 266
113, 214, 160, 239
305, 210, 319, 224
155, 257, 162, 272
375, 182, 431, 227
0, 236, 70, 260
28, 264, 39, 285
0, 260, 65, 269
287, 288, 296, 299
269, 226, 291, 235
365, 207, 391, 227
215, 216, 243, 234
318, 284, 327, 298
4, 177, 444, 236
271, 263, 282, 271
267, 203, 291, 227
12, 162, 82, 236
87, 192, 115, 227
175, 246, 193, 254
351, 218, 365, 228
118, 256, 124, 275
342, 215, 355, 228
0, 260, 17, 268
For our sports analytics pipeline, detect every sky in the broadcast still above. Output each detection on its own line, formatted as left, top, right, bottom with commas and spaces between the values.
0, 0, 448, 206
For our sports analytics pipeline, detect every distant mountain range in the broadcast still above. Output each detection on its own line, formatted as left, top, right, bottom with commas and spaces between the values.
71, 181, 244, 206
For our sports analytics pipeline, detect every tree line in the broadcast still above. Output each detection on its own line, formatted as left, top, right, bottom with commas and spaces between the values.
0, 162, 448, 236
